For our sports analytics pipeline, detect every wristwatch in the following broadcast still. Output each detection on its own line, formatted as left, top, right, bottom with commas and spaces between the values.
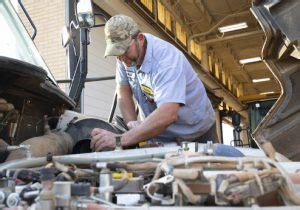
115, 135, 122, 150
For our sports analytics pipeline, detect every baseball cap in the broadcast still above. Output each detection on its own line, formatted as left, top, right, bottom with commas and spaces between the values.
104, 15, 139, 57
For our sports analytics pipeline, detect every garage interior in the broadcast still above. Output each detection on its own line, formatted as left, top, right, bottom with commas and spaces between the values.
2, 1, 300, 208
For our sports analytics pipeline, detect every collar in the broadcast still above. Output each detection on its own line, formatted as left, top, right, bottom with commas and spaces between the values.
138, 33, 152, 73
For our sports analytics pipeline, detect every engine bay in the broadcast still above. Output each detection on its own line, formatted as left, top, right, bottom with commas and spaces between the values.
1, 142, 300, 209
1, 63, 300, 209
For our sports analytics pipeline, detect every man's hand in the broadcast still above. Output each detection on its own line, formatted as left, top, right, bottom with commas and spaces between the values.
119, 103, 180, 147
90, 128, 116, 152
127, 120, 141, 130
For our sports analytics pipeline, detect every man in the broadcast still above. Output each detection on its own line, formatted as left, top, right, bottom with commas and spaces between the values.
90, 14, 217, 151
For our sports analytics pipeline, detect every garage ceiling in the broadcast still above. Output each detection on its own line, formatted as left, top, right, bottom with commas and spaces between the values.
187, 0, 279, 96
128, 0, 281, 105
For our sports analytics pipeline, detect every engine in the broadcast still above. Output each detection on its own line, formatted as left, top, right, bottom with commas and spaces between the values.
1, 143, 300, 209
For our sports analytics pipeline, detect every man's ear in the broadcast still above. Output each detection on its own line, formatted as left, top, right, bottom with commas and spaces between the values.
137, 33, 144, 41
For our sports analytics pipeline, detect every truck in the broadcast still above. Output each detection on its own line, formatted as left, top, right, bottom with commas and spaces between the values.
0, 0, 300, 209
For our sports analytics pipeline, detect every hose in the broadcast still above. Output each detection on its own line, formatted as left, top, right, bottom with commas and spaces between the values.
173, 168, 200, 180
125, 162, 158, 171
176, 178, 202, 204
149, 154, 300, 205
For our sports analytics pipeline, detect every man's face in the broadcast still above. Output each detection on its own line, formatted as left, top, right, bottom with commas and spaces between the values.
117, 37, 139, 67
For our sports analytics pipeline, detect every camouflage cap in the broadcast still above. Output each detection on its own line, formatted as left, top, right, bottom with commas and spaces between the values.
104, 15, 139, 57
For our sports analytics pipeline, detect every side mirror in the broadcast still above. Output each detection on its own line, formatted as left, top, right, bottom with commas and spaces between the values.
76, 0, 94, 28
61, 26, 70, 48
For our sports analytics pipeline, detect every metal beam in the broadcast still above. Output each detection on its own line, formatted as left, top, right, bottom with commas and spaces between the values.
231, 67, 267, 73
193, 0, 213, 25
186, 18, 204, 25
200, 30, 264, 45
173, 0, 181, 8
237, 83, 244, 97
226, 43, 253, 84
238, 93, 280, 102
160, 0, 192, 35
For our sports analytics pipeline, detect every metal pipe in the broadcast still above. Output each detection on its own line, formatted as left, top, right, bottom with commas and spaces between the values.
0, 145, 268, 171
99, 168, 112, 202
69, 27, 89, 104
187, 10, 250, 53
0, 157, 47, 171
57, 76, 115, 84
53, 147, 180, 165
200, 30, 263, 45
108, 91, 117, 123
65, 0, 79, 85
18, 0, 37, 40
0, 147, 180, 171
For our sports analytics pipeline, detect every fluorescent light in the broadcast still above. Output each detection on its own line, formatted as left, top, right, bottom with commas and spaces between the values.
218, 22, 248, 33
260, 91, 275, 95
239, 57, 262, 64
252, 78, 270, 83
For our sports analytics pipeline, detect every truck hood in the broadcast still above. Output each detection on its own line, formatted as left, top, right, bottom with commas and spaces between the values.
251, 0, 300, 160
0, 56, 75, 109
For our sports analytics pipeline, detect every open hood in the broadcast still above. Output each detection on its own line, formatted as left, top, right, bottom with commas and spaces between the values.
251, 0, 300, 160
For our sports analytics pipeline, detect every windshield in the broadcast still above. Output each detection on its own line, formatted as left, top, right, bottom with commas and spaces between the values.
0, 0, 56, 83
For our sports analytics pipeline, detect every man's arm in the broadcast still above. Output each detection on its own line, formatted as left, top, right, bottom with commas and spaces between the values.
117, 84, 137, 123
90, 102, 179, 151
121, 102, 179, 146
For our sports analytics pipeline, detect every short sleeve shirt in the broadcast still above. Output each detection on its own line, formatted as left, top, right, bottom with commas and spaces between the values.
116, 33, 215, 142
